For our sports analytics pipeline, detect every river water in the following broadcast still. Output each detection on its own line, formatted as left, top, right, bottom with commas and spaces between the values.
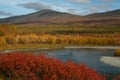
20, 48, 120, 74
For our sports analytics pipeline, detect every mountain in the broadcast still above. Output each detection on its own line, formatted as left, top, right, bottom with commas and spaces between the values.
0, 9, 84, 24
86, 9, 120, 18
83, 9, 120, 25
0, 9, 120, 25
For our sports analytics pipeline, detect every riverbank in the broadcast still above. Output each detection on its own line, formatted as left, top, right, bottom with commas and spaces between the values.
0, 44, 65, 53
64, 46, 120, 49
1, 44, 120, 53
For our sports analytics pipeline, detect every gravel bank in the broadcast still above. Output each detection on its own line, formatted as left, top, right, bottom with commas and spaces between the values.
64, 46, 120, 49
100, 56, 120, 68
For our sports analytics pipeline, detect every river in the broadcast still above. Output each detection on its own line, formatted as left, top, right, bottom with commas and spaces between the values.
19, 48, 120, 74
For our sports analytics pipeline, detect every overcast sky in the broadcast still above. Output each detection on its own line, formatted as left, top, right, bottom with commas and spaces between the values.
0, 0, 120, 18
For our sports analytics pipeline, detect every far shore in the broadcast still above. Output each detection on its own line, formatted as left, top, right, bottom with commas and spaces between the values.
0, 46, 120, 54
64, 46, 120, 49
0, 48, 51, 54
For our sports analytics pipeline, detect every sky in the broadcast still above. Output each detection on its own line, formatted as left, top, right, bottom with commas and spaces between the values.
0, 0, 120, 18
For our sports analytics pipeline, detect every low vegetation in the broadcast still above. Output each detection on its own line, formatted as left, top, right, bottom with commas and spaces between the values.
0, 24, 120, 51
114, 49, 120, 56
0, 53, 105, 80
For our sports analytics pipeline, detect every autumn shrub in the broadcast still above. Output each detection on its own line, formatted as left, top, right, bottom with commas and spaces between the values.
0, 53, 105, 80
114, 49, 120, 56
7, 34, 119, 45
0, 37, 7, 47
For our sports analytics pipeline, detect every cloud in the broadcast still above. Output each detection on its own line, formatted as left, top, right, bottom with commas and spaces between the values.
17, 2, 52, 11
101, 0, 116, 2
88, 4, 111, 13
67, 0, 91, 3
67, 8, 77, 13
0, 11, 12, 16
67, 8, 79, 15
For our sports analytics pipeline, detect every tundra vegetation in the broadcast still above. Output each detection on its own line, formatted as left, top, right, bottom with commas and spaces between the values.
0, 24, 120, 51
0, 24, 120, 80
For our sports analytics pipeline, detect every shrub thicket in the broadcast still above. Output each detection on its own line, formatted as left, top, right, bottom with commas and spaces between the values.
0, 53, 105, 80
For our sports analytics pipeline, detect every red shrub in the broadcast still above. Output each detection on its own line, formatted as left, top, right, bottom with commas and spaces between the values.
0, 53, 105, 80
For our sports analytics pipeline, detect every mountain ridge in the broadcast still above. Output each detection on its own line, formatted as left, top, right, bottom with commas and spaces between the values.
0, 9, 120, 25
86, 9, 120, 19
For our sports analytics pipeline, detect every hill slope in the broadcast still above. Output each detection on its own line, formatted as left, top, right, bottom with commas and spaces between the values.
86, 9, 120, 18
82, 9, 120, 26
0, 10, 84, 24
0, 9, 120, 25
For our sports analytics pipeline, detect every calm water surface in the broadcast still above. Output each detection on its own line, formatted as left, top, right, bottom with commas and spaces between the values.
20, 48, 120, 74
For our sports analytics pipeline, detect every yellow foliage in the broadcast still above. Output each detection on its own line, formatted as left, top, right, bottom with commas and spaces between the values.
114, 49, 120, 56
0, 37, 7, 47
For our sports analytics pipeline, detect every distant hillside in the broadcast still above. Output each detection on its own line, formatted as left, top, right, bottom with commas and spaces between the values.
86, 9, 120, 18
83, 9, 120, 26
0, 9, 120, 26
0, 10, 83, 24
